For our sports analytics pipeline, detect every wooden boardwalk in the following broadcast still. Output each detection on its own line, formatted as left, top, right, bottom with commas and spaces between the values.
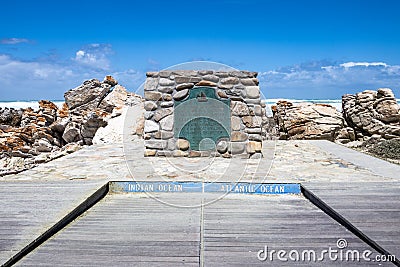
0, 140, 399, 266
0, 180, 105, 265
17, 193, 392, 266
306, 141, 400, 259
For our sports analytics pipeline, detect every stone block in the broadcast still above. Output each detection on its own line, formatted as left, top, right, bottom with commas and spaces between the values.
189, 150, 201, 157
248, 134, 263, 141
153, 108, 173, 122
231, 116, 241, 131
172, 89, 189, 101
202, 74, 219, 83
245, 86, 260, 99
156, 151, 173, 156
176, 138, 190, 151
176, 83, 194, 90
144, 120, 159, 133
160, 101, 174, 108
159, 78, 175, 86
221, 77, 239, 85
154, 130, 174, 139
144, 91, 162, 101
175, 76, 201, 83
231, 131, 248, 142
145, 140, 167, 149
144, 77, 158, 91
216, 140, 228, 154
158, 87, 174, 94
247, 141, 262, 153
241, 78, 257, 86
160, 115, 174, 131
228, 142, 246, 154
173, 150, 189, 157
144, 111, 153, 120
163, 94, 172, 101
196, 80, 217, 87
231, 101, 250, 116
217, 90, 228, 98
144, 149, 156, 156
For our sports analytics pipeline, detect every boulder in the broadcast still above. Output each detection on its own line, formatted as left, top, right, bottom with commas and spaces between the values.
342, 88, 400, 140
272, 101, 343, 141
0, 108, 23, 126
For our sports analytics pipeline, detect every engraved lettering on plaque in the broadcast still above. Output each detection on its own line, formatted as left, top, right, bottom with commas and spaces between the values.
174, 87, 231, 151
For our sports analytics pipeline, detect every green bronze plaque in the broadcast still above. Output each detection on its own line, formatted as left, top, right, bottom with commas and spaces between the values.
174, 87, 231, 151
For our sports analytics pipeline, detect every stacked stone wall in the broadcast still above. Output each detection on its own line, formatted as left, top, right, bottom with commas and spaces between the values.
143, 70, 267, 158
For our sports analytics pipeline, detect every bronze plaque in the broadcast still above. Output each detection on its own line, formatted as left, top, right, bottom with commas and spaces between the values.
174, 87, 230, 151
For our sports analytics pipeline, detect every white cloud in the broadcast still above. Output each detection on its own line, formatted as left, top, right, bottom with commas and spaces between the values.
0, 38, 30, 45
259, 60, 400, 99
73, 43, 113, 70
339, 62, 388, 68
0, 51, 146, 100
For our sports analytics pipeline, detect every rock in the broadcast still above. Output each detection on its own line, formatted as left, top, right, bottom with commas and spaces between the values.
247, 141, 262, 153
160, 101, 174, 108
342, 88, 400, 140
50, 118, 69, 133
172, 89, 189, 101
64, 78, 111, 110
221, 77, 239, 85
241, 78, 257, 86
231, 131, 248, 142
98, 84, 128, 113
196, 80, 217, 87
176, 83, 194, 90
0, 75, 139, 177
202, 74, 219, 83
245, 86, 260, 99
34, 153, 50, 164
144, 101, 158, 111
189, 150, 201, 157
163, 94, 172, 101
80, 113, 108, 145
144, 111, 153, 120
144, 91, 162, 101
154, 130, 174, 139
35, 139, 53, 152
175, 76, 201, 84
144, 149, 157, 156
64, 143, 81, 153
216, 140, 228, 154
158, 86, 174, 94
228, 142, 246, 154
160, 115, 174, 131
248, 134, 263, 141
273, 101, 343, 141
231, 101, 250, 116
159, 78, 175, 86
217, 90, 228, 98
57, 103, 69, 118
144, 120, 159, 133
173, 150, 189, 157
103, 75, 118, 86
145, 140, 167, 149
176, 139, 190, 151
153, 107, 173, 122
231, 116, 241, 131
62, 122, 81, 143
0, 108, 23, 126
242, 116, 262, 128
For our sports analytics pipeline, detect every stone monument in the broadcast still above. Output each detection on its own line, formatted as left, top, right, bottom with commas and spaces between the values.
143, 70, 267, 158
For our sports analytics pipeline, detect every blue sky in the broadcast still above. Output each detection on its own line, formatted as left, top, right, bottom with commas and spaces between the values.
1, 0, 400, 100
